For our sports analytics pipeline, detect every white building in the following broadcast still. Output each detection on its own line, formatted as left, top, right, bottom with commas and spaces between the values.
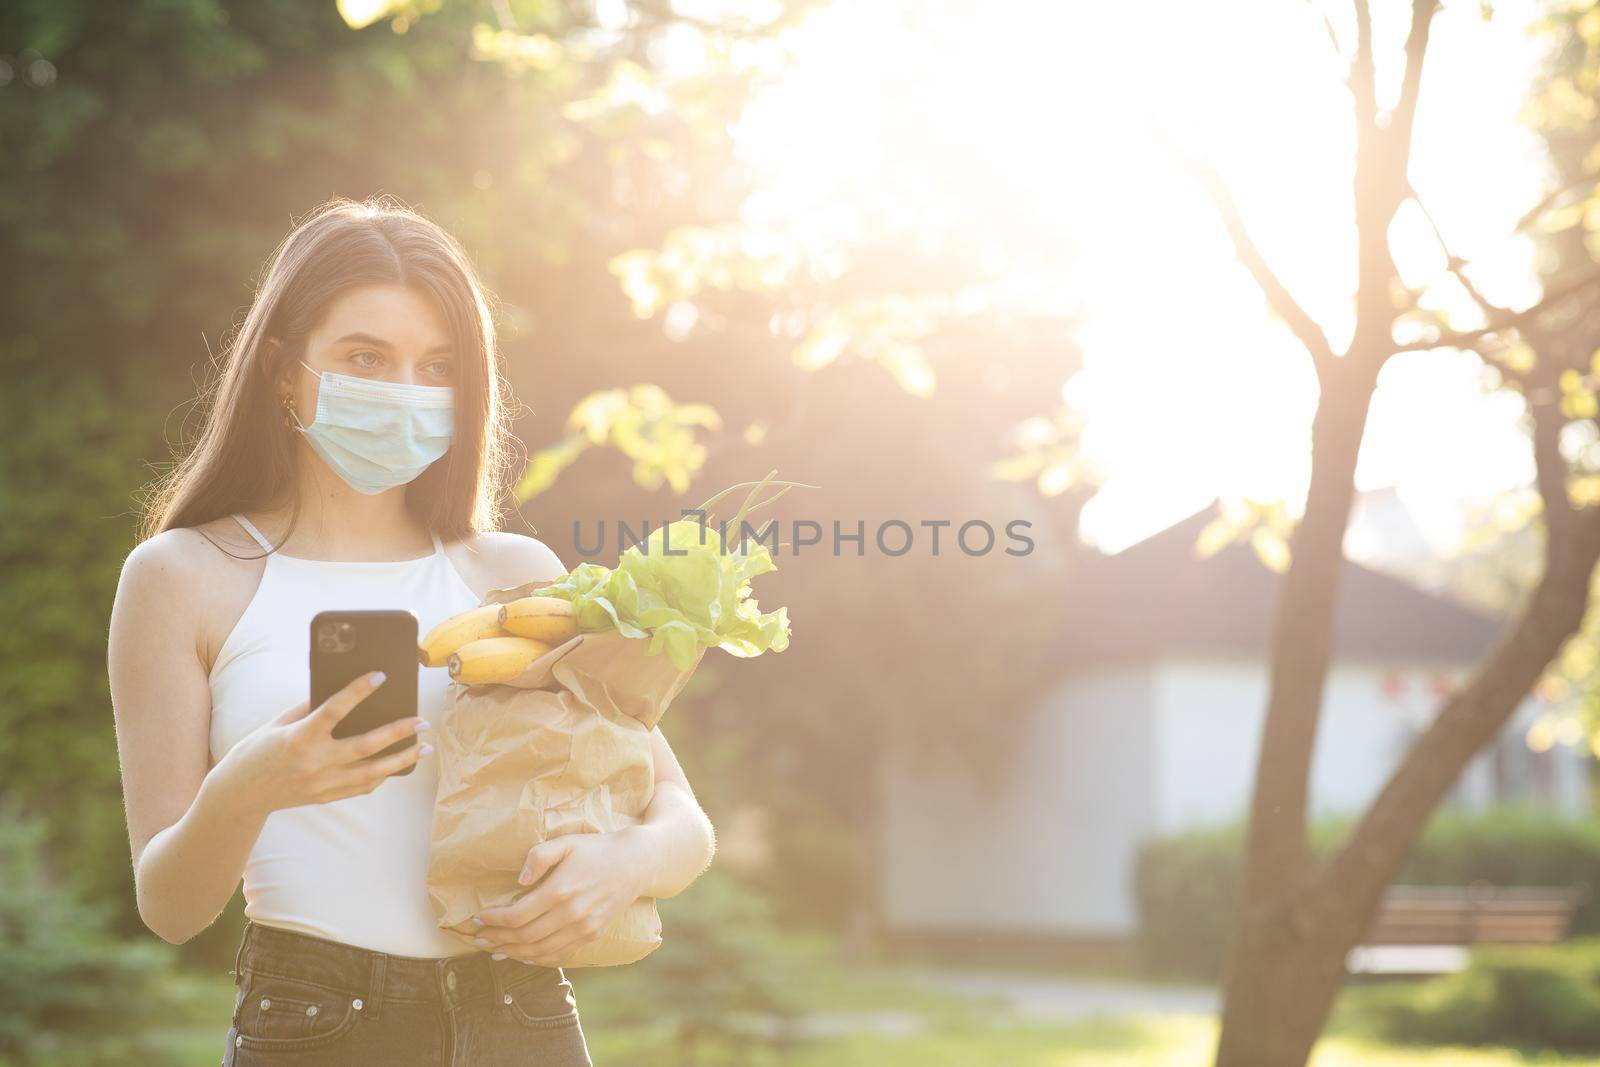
877, 499, 1589, 952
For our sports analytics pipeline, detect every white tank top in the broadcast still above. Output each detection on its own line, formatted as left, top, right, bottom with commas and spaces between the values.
208, 513, 482, 958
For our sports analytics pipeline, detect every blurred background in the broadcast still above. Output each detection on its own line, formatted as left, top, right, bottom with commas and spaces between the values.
15, 0, 1600, 1063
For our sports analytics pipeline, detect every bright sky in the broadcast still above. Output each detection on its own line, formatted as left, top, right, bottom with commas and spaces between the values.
720, 0, 1556, 554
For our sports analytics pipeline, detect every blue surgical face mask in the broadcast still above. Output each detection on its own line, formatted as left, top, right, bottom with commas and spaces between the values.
291, 361, 455, 495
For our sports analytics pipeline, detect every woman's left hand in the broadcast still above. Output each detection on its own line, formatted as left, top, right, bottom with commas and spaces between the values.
468, 828, 656, 966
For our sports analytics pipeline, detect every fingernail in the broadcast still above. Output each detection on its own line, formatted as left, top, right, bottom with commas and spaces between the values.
419, 744, 435, 757
414, 720, 432, 732
468, 917, 484, 929
521, 960, 535, 966
473, 937, 490, 947
517, 871, 532, 886
372, 671, 387, 685
491, 953, 507, 961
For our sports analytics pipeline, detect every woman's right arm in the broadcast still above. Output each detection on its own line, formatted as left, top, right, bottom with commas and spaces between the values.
109, 532, 430, 944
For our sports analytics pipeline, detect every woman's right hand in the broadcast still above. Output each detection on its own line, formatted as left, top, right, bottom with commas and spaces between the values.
211, 671, 432, 818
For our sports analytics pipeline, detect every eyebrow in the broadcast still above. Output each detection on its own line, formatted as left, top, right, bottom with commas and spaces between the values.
334, 332, 455, 356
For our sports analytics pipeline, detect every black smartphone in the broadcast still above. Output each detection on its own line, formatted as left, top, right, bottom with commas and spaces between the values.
309, 609, 420, 775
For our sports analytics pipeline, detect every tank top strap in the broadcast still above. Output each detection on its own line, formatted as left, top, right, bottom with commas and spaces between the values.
232, 513, 275, 553
429, 529, 446, 557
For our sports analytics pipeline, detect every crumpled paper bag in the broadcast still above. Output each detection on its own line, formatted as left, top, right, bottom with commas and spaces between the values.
427, 580, 704, 967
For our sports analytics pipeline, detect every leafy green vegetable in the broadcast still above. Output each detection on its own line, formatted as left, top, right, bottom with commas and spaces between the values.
534, 473, 804, 670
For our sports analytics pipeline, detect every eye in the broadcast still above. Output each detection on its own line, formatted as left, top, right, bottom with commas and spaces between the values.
349, 349, 383, 370
424, 358, 456, 382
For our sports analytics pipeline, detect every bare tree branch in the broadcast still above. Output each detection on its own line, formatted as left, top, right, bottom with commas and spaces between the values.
1412, 188, 1510, 322
1532, 382, 1577, 544
1183, 155, 1339, 377
1319, 420, 1600, 920
1514, 172, 1600, 235
1303, 0, 1342, 56
1347, 1, 1437, 374
1393, 268, 1600, 353
1388, 0, 1440, 171
1350, 0, 1376, 128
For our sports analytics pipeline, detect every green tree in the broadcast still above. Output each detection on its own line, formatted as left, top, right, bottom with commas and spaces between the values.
1179, 4, 1600, 1063
538, 2, 1600, 1063
0, 0, 813, 943
0, 809, 175, 1064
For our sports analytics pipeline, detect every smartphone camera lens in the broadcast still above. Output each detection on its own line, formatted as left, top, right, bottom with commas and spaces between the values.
316, 621, 356, 653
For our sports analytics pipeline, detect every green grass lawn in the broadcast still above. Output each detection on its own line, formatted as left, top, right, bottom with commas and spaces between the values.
771, 1017, 1600, 1067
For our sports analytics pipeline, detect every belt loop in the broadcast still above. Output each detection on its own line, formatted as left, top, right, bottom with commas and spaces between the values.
486, 953, 506, 1005
367, 952, 388, 1022
230, 920, 252, 985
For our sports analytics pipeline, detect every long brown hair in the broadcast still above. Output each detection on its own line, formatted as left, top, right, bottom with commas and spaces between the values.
141, 195, 515, 544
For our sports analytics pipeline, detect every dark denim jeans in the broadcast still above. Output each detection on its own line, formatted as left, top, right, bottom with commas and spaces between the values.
223, 921, 593, 1066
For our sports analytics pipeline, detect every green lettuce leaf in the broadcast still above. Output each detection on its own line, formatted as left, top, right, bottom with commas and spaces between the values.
533, 498, 793, 670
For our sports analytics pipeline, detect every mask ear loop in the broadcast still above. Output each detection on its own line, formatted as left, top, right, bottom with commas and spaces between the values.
283, 361, 320, 432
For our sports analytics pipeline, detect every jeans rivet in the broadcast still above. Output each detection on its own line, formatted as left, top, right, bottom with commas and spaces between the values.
353, 998, 364, 1011
446, 971, 458, 991
260, 998, 271, 1011
305, 1004, 319, 1017
503, 993, 513, 1005
235, 1036, 243, 1048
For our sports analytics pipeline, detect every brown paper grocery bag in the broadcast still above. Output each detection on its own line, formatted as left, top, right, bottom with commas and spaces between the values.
427, 581, 704, 968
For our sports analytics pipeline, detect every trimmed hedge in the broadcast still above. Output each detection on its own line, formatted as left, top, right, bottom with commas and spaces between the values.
1338, 939, 1600, 1050
1134, 808, 1600, 979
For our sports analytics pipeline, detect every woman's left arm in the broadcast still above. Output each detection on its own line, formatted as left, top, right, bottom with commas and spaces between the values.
613, 726, 717, 899
470, 727, 716, 963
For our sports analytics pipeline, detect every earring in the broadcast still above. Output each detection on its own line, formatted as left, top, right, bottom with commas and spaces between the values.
281, 393, 298, 429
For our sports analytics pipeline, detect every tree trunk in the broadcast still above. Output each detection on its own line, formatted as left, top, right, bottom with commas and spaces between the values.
1214, 905, 1353, 1067
1180, 7, 1600, 1061
1214, 380, 1600, 1066
1212, 360, 1379, 1067
1213, 563, 1600, 1065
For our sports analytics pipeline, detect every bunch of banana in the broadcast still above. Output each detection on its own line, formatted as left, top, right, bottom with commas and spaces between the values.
448, 636, 554, 685
419, 595, 580, 685
418, 604, 506, 668
499, 596, 579, 643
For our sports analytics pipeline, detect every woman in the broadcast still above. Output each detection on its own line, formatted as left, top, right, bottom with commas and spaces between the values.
108, 196, 716, 1065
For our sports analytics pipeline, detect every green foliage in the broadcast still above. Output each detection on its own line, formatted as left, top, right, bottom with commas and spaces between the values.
1131, 824, 1244, 980
1136, 809, 1600, 979
0, 810, 176, 1065
1339, 939, 1600, 1051
573, 866, 799, 1067
1402, 809, 1600, 936
0, 17, 1066, 1067
518, 385, 724, 500
644, 868, 797, 1060
0, 0, 771, 957
0, 359, 167, 935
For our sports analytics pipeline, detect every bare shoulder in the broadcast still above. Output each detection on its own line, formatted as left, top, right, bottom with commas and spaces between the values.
114, 518, 269, 670
118, 525, 232, 602
444, 530, 568, 599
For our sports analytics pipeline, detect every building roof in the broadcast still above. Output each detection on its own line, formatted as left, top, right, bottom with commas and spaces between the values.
1058, 499, 1510, 668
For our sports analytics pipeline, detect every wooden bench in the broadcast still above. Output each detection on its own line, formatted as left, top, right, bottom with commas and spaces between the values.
1345, 884, 1587, 976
